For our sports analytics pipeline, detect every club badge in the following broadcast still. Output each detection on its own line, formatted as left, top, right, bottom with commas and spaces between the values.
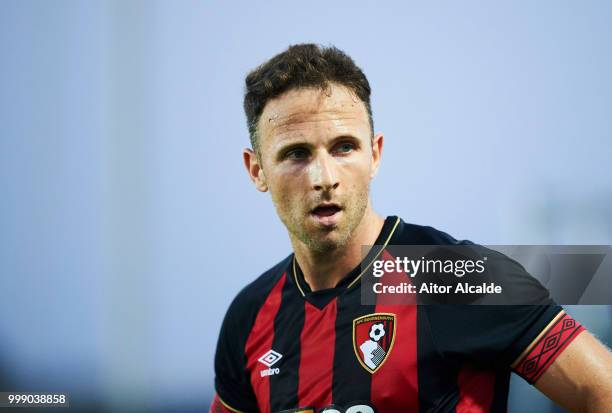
352, 312, 396, 373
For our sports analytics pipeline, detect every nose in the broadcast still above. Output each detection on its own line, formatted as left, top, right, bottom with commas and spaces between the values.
309, 152, 339, 191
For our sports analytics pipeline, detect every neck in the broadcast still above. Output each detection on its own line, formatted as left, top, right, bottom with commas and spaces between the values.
291, 207, 385, 291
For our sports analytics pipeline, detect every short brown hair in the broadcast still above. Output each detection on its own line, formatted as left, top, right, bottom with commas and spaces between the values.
243, 44, 374, 151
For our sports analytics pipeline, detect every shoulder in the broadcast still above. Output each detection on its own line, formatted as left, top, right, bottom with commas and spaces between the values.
223, 254, 292, 326
396, 219, 473, 246
213, 258, 291, 411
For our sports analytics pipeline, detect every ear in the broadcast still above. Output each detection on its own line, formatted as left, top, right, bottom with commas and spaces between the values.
370, 132, 384, 178
243, 148, 268, 192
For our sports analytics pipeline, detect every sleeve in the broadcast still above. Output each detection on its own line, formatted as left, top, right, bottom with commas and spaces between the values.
510, 310, 584, 384
423, 249, 585, 384
210, 393, 247, 413
212, 296, 259, 413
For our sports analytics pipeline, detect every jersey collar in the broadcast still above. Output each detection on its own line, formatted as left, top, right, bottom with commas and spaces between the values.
291, 216, 401, 303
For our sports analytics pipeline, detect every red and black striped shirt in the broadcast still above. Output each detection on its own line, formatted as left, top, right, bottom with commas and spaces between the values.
211, 216, 584, 413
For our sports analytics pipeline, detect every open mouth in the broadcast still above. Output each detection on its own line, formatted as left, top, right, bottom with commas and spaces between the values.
311, 204, 342, 217
310, 204, 343, 227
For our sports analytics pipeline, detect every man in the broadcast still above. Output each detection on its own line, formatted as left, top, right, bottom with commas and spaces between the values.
210, 44, 612, 413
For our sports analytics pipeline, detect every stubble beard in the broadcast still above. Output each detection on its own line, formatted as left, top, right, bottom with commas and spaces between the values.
275, 185, 370, 254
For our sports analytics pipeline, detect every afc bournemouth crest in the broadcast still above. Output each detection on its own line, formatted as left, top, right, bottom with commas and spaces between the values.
352, 313, 396, 373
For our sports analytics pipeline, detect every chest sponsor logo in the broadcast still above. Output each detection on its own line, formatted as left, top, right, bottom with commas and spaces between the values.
352, 312, 396, 373
258, 349, 282, 377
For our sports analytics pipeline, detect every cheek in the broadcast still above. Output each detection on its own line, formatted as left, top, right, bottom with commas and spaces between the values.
268, 174, 306, 207
339, 157, 373, 182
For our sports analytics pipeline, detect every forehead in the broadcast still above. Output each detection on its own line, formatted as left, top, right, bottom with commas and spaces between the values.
258, 83, 370, 141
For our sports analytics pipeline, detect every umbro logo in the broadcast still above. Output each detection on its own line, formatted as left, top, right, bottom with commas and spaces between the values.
258, 349, 282, 377
258, 349, 282, 367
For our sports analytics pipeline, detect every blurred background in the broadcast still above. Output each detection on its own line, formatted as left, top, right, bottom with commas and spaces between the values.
1, 1, 611, 412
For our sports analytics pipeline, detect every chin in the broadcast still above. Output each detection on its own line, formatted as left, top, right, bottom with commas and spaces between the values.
307, 239, 340, 253
305, 230, 350, 253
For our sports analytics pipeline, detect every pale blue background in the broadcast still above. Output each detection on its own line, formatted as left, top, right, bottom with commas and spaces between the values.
1, 1, 611, 412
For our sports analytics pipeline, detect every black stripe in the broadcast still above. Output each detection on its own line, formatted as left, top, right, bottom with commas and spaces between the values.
332, 288, 374, 405
270, 277, 306, 412
490, 369, 510, 412
417, 306, 460, 413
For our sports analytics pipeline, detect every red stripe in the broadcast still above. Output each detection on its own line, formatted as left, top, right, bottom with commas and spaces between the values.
370, 249, 419, 412
455, 368, 496, 413
371, 303, 419, 412
375, 249, 417, 306
298, 299, 337, 408
209, 394, 238, 413
245, 273, 286, 413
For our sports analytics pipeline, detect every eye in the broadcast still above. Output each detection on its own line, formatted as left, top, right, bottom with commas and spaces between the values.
285, 148, 309, 160
334, 141, 356, 154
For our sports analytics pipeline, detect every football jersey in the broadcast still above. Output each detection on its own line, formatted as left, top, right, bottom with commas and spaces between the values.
211, 216, 584, 413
